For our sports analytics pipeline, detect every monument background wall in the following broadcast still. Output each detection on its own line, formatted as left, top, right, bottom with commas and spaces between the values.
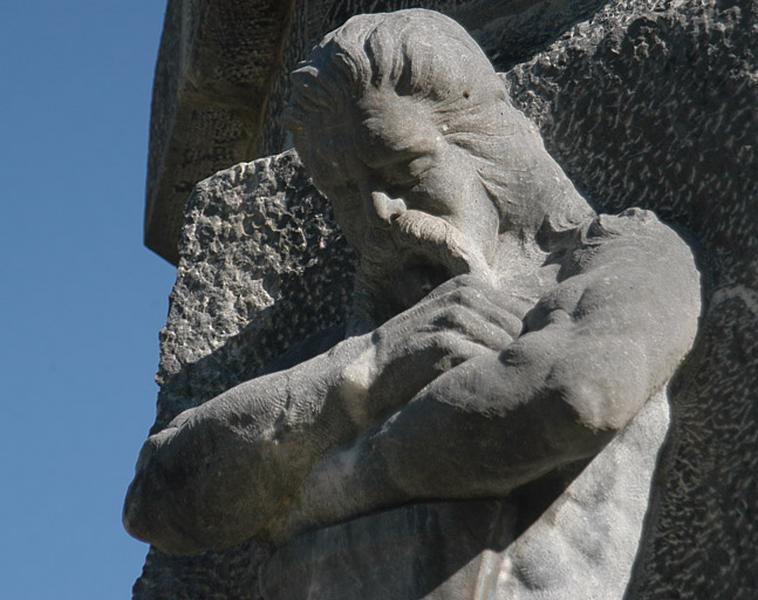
504, 2, 757, 597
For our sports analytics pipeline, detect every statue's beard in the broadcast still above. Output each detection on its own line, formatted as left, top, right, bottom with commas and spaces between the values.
355, 210, 491, 322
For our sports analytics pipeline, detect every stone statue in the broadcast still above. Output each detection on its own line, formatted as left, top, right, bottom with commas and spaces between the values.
125, 9, 701, 598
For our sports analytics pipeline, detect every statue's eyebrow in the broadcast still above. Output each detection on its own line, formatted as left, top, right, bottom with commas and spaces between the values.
359, 130, 441, 169
360, 147, 428, 170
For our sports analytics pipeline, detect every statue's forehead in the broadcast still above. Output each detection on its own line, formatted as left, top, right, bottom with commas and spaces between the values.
307, 91, 441, 181
354, 93, 440, 161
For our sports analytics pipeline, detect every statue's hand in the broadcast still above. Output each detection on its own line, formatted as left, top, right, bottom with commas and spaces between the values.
349, 275, 523, 418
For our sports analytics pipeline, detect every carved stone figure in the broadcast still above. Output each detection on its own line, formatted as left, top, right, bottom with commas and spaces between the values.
125, 9, 701, 598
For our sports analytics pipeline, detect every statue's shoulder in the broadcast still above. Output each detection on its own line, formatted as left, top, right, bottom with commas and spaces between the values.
533, 207, 700, 330
570, 207, 696, 275
578, 207, 682, 248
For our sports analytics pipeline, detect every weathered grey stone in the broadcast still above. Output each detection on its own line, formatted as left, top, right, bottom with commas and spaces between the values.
260, 389, 670, 600
134, 151, 355, 599
503, 1, 757, 597
261, 0, 612, 157
145, 0, 292, 264
152, 150, 355, 431
131, 1, 756, 598
261, 498, 520, 599
127, 8, 711, 599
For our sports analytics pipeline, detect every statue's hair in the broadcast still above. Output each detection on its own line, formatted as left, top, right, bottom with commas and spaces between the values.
287, 10, 502, 125
288, 9, 593, 235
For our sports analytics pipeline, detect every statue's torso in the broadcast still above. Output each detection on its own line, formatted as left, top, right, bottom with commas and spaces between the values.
260, 389, 669, 600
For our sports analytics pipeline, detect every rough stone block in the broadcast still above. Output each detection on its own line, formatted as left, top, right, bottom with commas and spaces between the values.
145, 0, 292, 264
505, 1, 757, 597
134, 150, 355, 599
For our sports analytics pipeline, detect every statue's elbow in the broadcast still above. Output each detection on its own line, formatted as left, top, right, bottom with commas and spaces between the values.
122, 440, 205, 556
122, 468, 158, 546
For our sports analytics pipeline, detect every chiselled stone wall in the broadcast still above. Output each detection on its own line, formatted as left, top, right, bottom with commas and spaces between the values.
134, 0, 756, 597
506, 1, 757, 597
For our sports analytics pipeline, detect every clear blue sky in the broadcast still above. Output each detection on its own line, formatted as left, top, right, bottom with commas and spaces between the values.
0, 3, 177, 598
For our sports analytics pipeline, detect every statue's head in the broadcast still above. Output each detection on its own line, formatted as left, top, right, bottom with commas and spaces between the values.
287, 9, 589, 314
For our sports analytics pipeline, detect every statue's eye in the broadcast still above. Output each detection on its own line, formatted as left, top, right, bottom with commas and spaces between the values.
380, 168, 417, 188
408, 155, 434, 178
376, 154, 432, 190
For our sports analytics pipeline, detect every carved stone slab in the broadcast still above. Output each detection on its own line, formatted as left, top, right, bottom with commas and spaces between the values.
145, 0, 292, 263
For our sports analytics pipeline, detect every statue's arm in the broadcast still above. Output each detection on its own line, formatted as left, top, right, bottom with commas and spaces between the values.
122, 332, 372, 554
123, 274, 520, 554
283, 210, 702, 539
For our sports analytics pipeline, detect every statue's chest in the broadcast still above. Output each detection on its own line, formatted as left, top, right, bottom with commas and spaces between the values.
494, 250, 560, 321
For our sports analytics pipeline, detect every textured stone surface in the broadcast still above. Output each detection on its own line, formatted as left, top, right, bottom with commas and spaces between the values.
145, 0, 293, 263
259, 389, 669, 600
452, 0, 611, 70
261, 498, 520, 599
503, 1, 757, 597
498, 390, 670, 600
152, 150, 354, 431
133, 1, 756, 598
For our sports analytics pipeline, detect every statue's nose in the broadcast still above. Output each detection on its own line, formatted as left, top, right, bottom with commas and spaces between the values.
370, 191, 407, 226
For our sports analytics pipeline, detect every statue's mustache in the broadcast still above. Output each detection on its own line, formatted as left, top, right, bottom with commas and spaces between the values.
394, 210, 474, 271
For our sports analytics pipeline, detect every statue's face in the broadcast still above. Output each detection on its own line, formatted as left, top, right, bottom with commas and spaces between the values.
306, 91, 499, 311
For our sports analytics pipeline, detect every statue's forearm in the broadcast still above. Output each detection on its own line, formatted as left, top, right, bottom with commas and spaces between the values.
124, 297, 486, 555
280, 331, 612, 540
279, 216, 703, 539
124, 274, 529, 553
123, 331, 378, 554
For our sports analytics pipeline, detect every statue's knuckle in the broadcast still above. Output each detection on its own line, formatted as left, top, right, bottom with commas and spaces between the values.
431, 330, 458, 350
451, 273, 475, 288
444, 289, 465, 304
441, 304, 469, 326
461, 286, 488, 310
